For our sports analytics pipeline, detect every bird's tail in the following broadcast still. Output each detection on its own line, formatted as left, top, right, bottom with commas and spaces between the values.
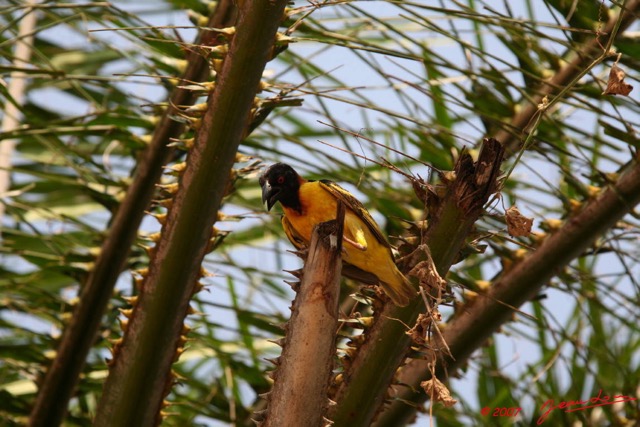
379, 267, 415, 307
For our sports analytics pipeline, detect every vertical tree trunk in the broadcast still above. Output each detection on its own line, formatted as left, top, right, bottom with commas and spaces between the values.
28, 3, 237, 426
94, 1, 288, 425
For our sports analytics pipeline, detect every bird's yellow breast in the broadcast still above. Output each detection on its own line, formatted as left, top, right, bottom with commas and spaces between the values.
281, 181, 397, 281
281, 181, 339, 239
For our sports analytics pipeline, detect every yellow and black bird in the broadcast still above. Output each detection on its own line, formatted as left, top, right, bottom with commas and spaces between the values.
260, 163, 415, 306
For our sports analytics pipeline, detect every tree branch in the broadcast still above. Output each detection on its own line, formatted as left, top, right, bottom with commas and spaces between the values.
28, 3, 237, 425
376, 155, 640, 426
496, 0, 640, 155
94, 1, 288, 425
329, 139, 504, 426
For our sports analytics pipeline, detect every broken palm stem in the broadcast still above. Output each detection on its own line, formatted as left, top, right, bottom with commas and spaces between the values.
261, 202, 345, 427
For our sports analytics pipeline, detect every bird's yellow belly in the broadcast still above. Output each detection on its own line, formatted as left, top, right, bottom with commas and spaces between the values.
282, 184, 394, 281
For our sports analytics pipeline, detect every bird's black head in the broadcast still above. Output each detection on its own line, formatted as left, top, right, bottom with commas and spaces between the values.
259, 163, 303, 212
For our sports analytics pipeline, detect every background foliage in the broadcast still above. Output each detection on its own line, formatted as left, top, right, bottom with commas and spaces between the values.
1, 0, 639, 426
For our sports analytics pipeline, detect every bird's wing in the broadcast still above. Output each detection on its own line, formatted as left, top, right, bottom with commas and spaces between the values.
282, 215, 307, 250
318, 180, 390, 248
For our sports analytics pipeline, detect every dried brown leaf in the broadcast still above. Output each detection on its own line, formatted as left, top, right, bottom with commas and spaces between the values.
420, 378, 457, 407
407, 245, 447, 292
407, 313, 432, 345
505, 206, 533, 237
603, 63, 633, 96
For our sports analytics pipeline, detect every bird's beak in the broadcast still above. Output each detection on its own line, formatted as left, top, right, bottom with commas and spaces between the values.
261, 181, 278, 211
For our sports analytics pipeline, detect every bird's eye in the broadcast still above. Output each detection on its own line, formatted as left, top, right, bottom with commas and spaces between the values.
277, 176, 285, 184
